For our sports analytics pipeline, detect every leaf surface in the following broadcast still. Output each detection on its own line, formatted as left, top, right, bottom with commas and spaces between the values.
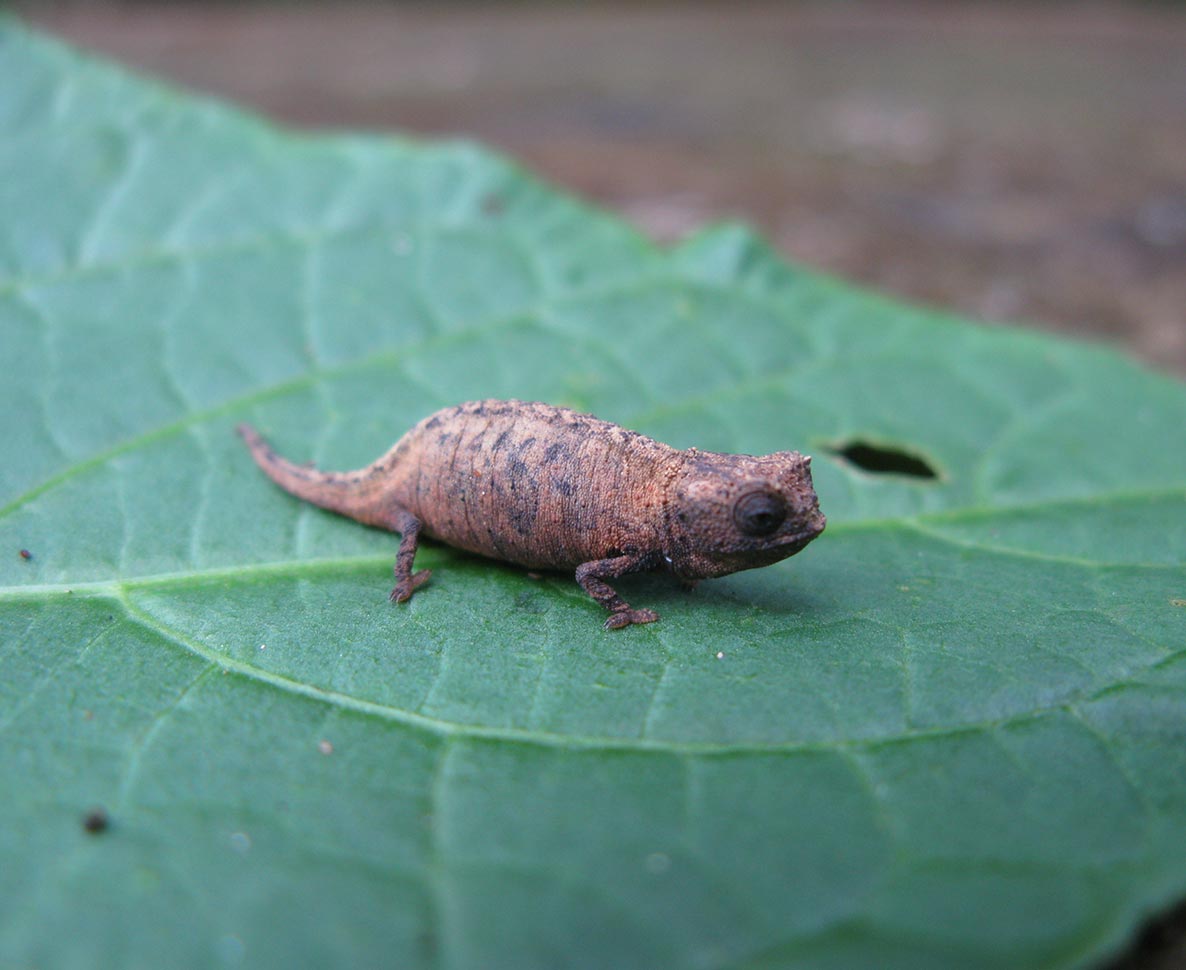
2, 23, 1185, 970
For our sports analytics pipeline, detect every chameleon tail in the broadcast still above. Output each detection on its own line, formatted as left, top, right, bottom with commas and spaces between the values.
236, 424, 389, 527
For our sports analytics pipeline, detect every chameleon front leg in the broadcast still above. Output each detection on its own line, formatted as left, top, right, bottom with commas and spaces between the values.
575, 553, 660, 630
387, 509, 433, 603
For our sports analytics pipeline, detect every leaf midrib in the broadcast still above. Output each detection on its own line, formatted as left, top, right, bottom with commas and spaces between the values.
102, 584, 1183, 760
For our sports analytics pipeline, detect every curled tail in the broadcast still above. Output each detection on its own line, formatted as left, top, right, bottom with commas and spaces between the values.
237, 424, 390, 528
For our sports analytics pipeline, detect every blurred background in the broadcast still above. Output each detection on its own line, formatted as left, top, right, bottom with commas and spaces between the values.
17, 0, 1186, 381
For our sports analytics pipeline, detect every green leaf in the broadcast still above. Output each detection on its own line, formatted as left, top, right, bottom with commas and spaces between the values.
3, 21, 1185, 970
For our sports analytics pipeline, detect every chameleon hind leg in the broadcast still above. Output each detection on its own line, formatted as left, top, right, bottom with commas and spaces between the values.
387, 508, 433, 603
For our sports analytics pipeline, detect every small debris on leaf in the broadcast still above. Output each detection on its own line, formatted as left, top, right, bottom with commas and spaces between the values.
82, 807, 109, 834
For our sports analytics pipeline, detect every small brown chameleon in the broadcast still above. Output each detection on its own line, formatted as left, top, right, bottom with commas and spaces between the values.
238, 400, 825, 629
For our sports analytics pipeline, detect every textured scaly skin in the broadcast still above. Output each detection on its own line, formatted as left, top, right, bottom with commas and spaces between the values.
238, 399, 825, 629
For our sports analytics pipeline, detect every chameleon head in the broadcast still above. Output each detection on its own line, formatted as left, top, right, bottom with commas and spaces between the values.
662, 449, 826, 581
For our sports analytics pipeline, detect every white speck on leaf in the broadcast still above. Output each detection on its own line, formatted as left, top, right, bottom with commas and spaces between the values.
645, 852, 671, 874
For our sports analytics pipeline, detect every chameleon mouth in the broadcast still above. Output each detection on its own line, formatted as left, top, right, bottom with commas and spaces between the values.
776, 514, 826, 551
775, 533, 816, 554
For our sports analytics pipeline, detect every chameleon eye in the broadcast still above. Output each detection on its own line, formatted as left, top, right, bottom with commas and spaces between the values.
733, 491, 786, 537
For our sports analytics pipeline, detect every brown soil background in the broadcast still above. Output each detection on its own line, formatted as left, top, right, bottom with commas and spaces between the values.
15, 4, 1186, 967
20, 2, 1186, 380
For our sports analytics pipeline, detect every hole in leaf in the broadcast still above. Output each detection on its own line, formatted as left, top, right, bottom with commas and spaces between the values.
1105, 893, 1186, 969
826, 440, 939, 480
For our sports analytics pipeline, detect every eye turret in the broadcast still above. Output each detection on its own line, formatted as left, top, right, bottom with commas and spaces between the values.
732, 491, 786, 537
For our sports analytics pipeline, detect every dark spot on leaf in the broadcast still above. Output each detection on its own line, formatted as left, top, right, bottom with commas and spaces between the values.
18, 548, 32, 560
827, 440, 939, 480
82, 807, 109, 834
514, 590, 546, 614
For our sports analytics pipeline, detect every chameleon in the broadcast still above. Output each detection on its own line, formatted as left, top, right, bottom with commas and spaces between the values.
237, 400, 825, 629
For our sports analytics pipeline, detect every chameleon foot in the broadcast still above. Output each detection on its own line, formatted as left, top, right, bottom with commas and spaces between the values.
604, 608, 660, 631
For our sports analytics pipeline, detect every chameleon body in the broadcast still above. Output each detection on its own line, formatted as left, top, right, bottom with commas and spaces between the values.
238, 399, 825, 629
